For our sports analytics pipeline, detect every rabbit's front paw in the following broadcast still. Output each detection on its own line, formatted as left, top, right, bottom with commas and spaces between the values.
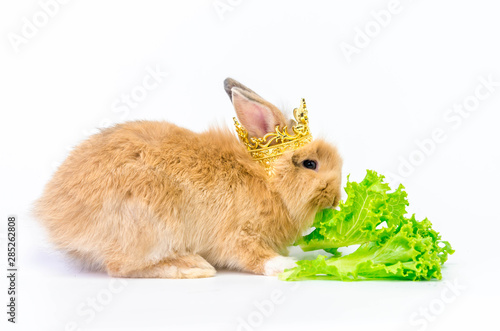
263, 256, 297, 276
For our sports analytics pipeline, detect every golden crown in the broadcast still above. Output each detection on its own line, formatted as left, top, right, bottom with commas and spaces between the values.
234, 98, 313, 176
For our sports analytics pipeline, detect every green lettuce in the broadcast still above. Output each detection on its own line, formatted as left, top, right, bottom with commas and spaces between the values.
280, 170, 454, 281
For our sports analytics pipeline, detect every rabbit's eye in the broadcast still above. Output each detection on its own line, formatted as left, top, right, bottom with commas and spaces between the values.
302, 160, 317, 170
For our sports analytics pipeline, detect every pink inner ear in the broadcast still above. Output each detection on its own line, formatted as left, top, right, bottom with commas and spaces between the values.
252, 104, 274, 135
233, 89, 276, 137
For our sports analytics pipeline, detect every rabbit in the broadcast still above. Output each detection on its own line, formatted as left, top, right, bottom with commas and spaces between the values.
34, 78, 343, 278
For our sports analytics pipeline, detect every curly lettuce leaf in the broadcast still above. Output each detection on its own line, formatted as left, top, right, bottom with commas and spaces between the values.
281, 170, 454, 281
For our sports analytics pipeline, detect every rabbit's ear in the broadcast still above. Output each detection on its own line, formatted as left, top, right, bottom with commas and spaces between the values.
231, 87, 286, 138
224, 78, 261, 102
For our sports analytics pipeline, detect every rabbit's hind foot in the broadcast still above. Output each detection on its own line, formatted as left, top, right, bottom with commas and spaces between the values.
106, 253, 216, 279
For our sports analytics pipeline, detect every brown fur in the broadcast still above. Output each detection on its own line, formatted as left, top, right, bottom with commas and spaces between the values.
34, 79, 342, 278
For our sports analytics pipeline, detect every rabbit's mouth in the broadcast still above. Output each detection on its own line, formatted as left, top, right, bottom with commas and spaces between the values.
330, 195, 340, 208
315, 187, 338, 209
323, 195, 339, 209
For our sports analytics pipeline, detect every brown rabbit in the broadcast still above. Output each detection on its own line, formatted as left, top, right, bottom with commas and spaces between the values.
34, 78, 342, 278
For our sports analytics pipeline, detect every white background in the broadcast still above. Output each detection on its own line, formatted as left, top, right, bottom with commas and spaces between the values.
1, 0, 499, 330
